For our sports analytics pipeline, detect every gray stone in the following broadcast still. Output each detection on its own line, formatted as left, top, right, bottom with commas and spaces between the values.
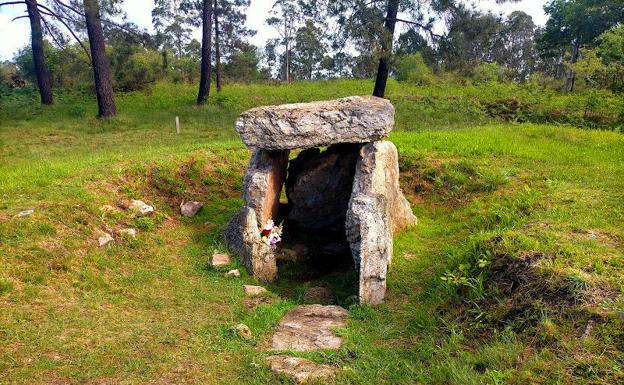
235, 96, 394, 150
225, 269, 241, 277
98, 233, 114, 247
129, 200, 154, 215
243, 149, 289, 228
243, 285, 267, 295
346, 195, 391, 305
15, 209, 34, 218
286, 144, 360, 232
118, 228, 137, 238
225, 207, 277, 282
271, 305, 348, 351
180, 201, 203, 217
265, 355, 337, 384
352, 141, 416, 234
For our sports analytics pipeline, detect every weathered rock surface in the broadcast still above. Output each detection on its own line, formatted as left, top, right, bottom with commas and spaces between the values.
243, 149, 289, 228
346, 141, 417, 305
286, 144, 360, 232
265, 355, 337, 384
271, 305, 348, 351
352, 141, 416, 234
225, 207, 277, 282
118, 228, 137, 238
236, 96, 394, 150
180, 201, 203, 217
225, 269, 241, 278
98, 233, 114, 247
212, 252, 231, 267
129, 200, 154, 215
303, 287, 333, 305
243, 285, 267, 296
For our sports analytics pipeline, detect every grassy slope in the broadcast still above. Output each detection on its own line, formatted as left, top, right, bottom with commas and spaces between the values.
0, 80, 623, 385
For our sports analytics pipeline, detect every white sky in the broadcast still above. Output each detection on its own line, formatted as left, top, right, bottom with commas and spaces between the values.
0, 0, 548, 61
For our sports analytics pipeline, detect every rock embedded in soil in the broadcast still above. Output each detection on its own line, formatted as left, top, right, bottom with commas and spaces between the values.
224, 207, 277, 282
15, 209, 34, 218
303, 287, 333, 305
236, 323, 253, 340
180, 201, 203, 217
98, 233, 114, 247
265, 355, 337, 384
212, 252, 231, 267
243, 149, 289, 228
243, 285, 267, 296
118, 228, 137, 238
225, 269, 241, 278
129, 200, 154, 215
286, 144, 360, 233
235, 96, 394, 150
271, 304, 348, 351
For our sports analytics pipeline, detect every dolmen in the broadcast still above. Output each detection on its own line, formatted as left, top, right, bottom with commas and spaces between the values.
225, 96, 416, 304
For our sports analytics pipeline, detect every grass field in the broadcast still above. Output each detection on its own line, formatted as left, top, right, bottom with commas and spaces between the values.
1, 80, 623, 384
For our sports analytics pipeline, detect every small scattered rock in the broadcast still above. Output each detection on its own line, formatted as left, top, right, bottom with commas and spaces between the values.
303, 287, 333, 305
271, 304, 348, 351
100, 205, 116, 212
212, 252, 231, 267
235, 323, 253, 340
15, 209, 34, 218
180, 201, 203, 217
265, 355, 337, 384
118, 228, 137, 238
129, 200, 154, 215
243, 285, 267, 296
225, 269, 241, 278
98, 233, 114, 247
587, 232, 597, 240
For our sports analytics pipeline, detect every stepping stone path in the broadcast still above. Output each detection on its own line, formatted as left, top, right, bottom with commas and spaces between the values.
271, 304, 348, 351
265, 355, 337, 384
267, 304, 348, 383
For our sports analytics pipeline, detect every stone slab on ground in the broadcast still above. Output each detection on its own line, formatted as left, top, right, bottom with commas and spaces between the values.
212, 252, 231, 267
271, 305, 348, 351
265, 355, 337, 384
303, 287, 333, 305
243, 285, 267, 296
235, 96, 394, 150
180, 201, 203, 217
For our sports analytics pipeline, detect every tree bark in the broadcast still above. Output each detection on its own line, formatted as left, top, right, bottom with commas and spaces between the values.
565, 39, 580, 92
214, 0, 222, 92
197, 0, 213, 104
83, 0, 116, 117
26, 0, 53, 105
373, 0, 399, 98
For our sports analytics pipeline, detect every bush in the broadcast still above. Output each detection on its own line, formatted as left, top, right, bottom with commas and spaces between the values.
395, 53, 435, 85
471, 62, 512, 84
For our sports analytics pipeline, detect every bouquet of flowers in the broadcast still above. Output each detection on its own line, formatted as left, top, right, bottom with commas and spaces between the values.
260, 220, 283, 247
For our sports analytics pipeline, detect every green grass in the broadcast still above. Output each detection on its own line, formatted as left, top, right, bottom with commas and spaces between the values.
1, 80, 623, 384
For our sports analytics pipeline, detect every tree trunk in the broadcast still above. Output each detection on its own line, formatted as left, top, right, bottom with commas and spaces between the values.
26, 0, 53, 105
214, 0, 222, 92
565, 39, 580, 93
284, 19, 290, 83
83, 0, 116, 117
197, 0, 213, 105
373, 0, 399, 98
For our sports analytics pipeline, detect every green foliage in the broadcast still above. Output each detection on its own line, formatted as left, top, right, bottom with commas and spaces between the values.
395, 53, 434, 85
471, 62, 511, 84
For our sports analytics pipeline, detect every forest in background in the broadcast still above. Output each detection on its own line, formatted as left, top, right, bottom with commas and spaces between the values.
0, 0, 623, 124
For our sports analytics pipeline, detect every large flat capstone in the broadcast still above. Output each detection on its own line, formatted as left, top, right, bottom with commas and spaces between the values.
235, 96, 394, 150
271, 305, 348, 351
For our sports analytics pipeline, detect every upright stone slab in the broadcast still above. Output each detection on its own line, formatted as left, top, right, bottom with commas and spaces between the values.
243, 148, 289, 227
346, 141, 417, 304
225, 207, 277, 282
235, 96, 394, 150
